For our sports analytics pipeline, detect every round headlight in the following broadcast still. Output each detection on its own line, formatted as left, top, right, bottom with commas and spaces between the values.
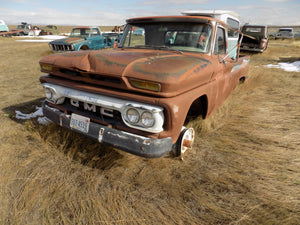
126, 108, 140, 124
141, 111, 155, 127
44, 88, 52, 99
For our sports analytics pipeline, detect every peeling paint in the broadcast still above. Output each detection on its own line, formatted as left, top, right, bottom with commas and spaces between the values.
173, 105, 179, 114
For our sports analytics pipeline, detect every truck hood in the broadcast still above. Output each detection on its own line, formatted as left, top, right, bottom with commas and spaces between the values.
40, 49, 215, 97
50, 37, 86, 45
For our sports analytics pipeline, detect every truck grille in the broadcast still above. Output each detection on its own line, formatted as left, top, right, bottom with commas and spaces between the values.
60, 68, 122, 84
63, 98, 123, 125
50, 44, 73, 51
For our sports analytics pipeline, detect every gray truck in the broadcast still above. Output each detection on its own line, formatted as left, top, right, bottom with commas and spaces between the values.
275, 27, 294, 40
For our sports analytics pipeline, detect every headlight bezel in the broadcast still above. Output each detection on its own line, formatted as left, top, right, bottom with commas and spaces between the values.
42, 85, 65, 104
122, 104, 164, 133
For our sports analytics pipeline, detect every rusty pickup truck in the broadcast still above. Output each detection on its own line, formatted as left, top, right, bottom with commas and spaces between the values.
39, 11, 250, 158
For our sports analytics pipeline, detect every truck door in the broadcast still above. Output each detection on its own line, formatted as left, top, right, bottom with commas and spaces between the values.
90, 28, 103, 49
213, 26, 230, 105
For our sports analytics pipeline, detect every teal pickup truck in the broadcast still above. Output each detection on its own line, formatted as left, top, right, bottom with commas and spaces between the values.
49, 26, 119, 52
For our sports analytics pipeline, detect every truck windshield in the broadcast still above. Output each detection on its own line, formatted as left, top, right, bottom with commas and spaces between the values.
243, 27, 263, 33
242, 27, 265, 37
120, 22, 212, 53
70, 28, 90, 38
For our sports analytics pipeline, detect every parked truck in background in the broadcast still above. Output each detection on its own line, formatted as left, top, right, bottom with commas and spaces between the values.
40, 25, 59, 35
16, 22, 41, 36
0, 21, 40, 36
48, 26, 118, 52
39, 11, 250, 158
240, 24, 268, 52
275, 27, 294, 40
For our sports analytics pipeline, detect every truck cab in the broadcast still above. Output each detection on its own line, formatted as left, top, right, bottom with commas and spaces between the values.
39, 13, 249, 158
182, 10, 240, 59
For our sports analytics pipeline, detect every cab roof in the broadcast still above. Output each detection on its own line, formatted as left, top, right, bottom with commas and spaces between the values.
182, 10, 240, 23
125, 15, 227, 27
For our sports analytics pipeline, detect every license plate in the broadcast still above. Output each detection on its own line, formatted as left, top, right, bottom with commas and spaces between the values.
70, 113, 90, 133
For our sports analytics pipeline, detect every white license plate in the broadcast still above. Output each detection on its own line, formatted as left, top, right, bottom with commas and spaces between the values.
70, 113, 90, 133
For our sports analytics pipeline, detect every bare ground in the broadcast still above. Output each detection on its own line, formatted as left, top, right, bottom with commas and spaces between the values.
0, 37, 299, 225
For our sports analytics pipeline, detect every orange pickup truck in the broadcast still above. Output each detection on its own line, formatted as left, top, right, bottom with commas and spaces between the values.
39, 11, 250, 158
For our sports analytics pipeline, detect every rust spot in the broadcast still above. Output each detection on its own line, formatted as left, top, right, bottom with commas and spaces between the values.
182, 139, 192, 148
132, 55, 211, 80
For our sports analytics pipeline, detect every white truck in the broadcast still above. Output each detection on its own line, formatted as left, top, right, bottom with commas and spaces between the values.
0, 20, 9, 33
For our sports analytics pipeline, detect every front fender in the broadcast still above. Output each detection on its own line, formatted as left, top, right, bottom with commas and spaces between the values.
73, 43, 88, 51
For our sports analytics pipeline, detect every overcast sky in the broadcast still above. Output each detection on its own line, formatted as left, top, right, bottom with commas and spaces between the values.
1, 0, 299, 26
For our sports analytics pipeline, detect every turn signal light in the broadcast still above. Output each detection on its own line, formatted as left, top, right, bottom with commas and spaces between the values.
40, 64, 53, 72
129, 78, 161, 92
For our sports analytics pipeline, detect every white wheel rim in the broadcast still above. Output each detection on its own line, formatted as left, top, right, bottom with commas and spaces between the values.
180, 127, 195, 155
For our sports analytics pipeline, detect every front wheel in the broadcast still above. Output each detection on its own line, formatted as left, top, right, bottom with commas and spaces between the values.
173, 127, 195, 160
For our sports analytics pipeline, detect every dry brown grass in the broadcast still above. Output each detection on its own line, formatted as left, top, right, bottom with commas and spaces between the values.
0, 37, 299, 225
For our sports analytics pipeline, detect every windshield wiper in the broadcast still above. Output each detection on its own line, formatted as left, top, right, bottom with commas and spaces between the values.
134, 45, 153, 48
134, 45, 183, 54
155, 45, 183, 54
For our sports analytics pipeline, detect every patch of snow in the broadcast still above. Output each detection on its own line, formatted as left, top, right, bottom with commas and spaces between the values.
264, 61, 300, 72
16, 39, 53, 42
15, 35, 66, 42
15, 106, 51, 125
40, 35, 67, 40
38, 117, 52, 125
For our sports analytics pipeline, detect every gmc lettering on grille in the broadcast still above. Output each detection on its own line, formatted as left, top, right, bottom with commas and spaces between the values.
70, 99, 113, 117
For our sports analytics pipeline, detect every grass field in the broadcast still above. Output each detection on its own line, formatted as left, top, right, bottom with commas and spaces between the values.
0, 36, 299, 225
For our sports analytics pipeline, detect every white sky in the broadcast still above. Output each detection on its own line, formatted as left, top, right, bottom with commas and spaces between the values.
1, 0, 300, 26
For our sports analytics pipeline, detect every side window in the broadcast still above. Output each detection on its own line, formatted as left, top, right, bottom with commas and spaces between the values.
227, 18, 239, 38
123, 26, 145, 47
214, 27, 226, 55
91, 28, 100, 37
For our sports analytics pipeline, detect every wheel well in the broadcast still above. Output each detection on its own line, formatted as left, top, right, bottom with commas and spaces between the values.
239, 76, 246, 84
184, 95, 208, 125
80, 45, 89, 50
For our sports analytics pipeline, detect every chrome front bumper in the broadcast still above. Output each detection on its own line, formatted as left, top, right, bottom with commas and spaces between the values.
42, 102, 173, 158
